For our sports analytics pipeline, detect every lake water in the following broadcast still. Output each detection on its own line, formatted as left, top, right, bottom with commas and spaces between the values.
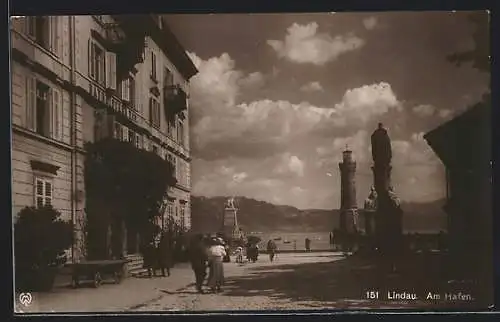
251, 232, 332, 251
249, 230, 443, 251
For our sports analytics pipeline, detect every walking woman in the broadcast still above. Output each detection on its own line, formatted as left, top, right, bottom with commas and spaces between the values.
207, 237, 226, 293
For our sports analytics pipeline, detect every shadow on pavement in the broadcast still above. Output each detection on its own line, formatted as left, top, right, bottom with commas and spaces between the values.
221, 253, 491, 310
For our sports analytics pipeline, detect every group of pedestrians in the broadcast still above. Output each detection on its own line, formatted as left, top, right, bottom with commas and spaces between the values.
189, 235, 227, 294
143, 231, 174, 278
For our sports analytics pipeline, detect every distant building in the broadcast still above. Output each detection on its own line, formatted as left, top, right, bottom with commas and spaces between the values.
10, 15, 197, 262
424, 97, 492, 282
338, 148, 358, 234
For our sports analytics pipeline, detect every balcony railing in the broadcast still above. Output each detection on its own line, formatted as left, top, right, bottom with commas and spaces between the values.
163, 85, 187, 116
80, 73, 191, 159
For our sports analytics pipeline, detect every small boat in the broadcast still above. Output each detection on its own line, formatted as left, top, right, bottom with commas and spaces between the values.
273, 237, 282, 241
283, 240, 291, 244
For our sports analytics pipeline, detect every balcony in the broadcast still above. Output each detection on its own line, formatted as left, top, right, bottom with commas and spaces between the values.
106, 16, 148, 77
163, 85, 187, 116
86, 80, 142, 128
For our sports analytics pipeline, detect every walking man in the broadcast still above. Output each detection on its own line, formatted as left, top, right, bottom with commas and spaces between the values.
267, 239, 277, 262
189, 234, 208, 293
158, 231, 173, 277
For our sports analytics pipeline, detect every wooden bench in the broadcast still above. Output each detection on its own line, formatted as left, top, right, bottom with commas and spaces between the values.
67, 259, 129, 288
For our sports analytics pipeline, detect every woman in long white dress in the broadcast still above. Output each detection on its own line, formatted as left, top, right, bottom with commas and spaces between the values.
206, 237, 226, 293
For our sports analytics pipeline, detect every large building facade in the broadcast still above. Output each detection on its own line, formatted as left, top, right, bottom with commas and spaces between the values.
10, 15, 197, 262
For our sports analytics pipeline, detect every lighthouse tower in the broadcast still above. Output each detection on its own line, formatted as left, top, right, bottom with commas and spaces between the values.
339, 147, 359, 234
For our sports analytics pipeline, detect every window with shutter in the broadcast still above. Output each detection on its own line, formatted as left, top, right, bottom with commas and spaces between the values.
51, 88, 63, 141
164, 67, 174, 87
129, 78, 136, 108
89, 40, 105, 85
149, 96, 160, 129
121, 78, 130, 101
128, 129, 135, 144
25, 75, 36, 130
106, 51, 117, 90
151, 51, 157, 80
35, 177, 53, 208
25, 16, 36, 38
49, 16, 59, 56
177, 120, 184, 146
35, 81, 51, 137
122, 126, 128, 141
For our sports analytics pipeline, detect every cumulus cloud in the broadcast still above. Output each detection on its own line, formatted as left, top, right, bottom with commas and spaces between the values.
274, 153, 305, 177
412, 104, 436, 117
188, 52, 401, 161
239, 71, 265, 88
300, 81, 324, 92
190, 51, 401, 160
363, 17, 378, 30
267, 22, 365, 66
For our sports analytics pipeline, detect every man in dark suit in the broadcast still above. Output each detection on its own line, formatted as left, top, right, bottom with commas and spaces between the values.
189, 234, 208, 293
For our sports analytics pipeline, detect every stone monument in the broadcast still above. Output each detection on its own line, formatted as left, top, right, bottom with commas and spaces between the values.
370, 123, 403, 261
221, 197, 243, 242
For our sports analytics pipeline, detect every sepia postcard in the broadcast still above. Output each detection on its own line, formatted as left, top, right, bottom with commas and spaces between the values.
10, 11, 492, 313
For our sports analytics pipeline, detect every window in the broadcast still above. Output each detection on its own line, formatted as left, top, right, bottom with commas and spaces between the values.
149, 97, 161, 128
150, 51, 157, 81
175, 158, 179, 182
105, 51, 117, 90
163, 67, 174, 87
35, 177, 53, 208
179, 203, 185, 231
120, 77, 134, 102
25, 16, 60, 56
135, 134, 141, 149
167, 115, 175, 137
129, 78, 136, 108
167, 154, 178, 180
177, 120, 184, 146
128, 129, 136, 144
122, 126, 128, 141
142, 136, 149, 151
167, 201, 174, 223
114, 122, 123, 140
89, 40, 106, 85
25, 76, 63, 140
35, 82, 50, 137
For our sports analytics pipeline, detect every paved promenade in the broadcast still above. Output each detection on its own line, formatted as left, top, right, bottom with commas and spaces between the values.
15, 252, 489, 313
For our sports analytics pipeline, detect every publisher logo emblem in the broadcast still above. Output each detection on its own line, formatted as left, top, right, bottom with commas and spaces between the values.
19, 293, 32, 306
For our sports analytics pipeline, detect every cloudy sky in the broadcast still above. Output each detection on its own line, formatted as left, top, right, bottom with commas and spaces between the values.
165, 11, 490, 210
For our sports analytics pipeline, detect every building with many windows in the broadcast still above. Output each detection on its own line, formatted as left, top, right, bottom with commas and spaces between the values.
10, 15, 197, 262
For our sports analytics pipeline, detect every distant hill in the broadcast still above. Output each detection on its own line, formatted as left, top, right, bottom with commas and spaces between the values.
190, 195, 447, 234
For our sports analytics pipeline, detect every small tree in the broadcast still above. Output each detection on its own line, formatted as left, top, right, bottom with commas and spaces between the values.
14, 206, 72, 291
